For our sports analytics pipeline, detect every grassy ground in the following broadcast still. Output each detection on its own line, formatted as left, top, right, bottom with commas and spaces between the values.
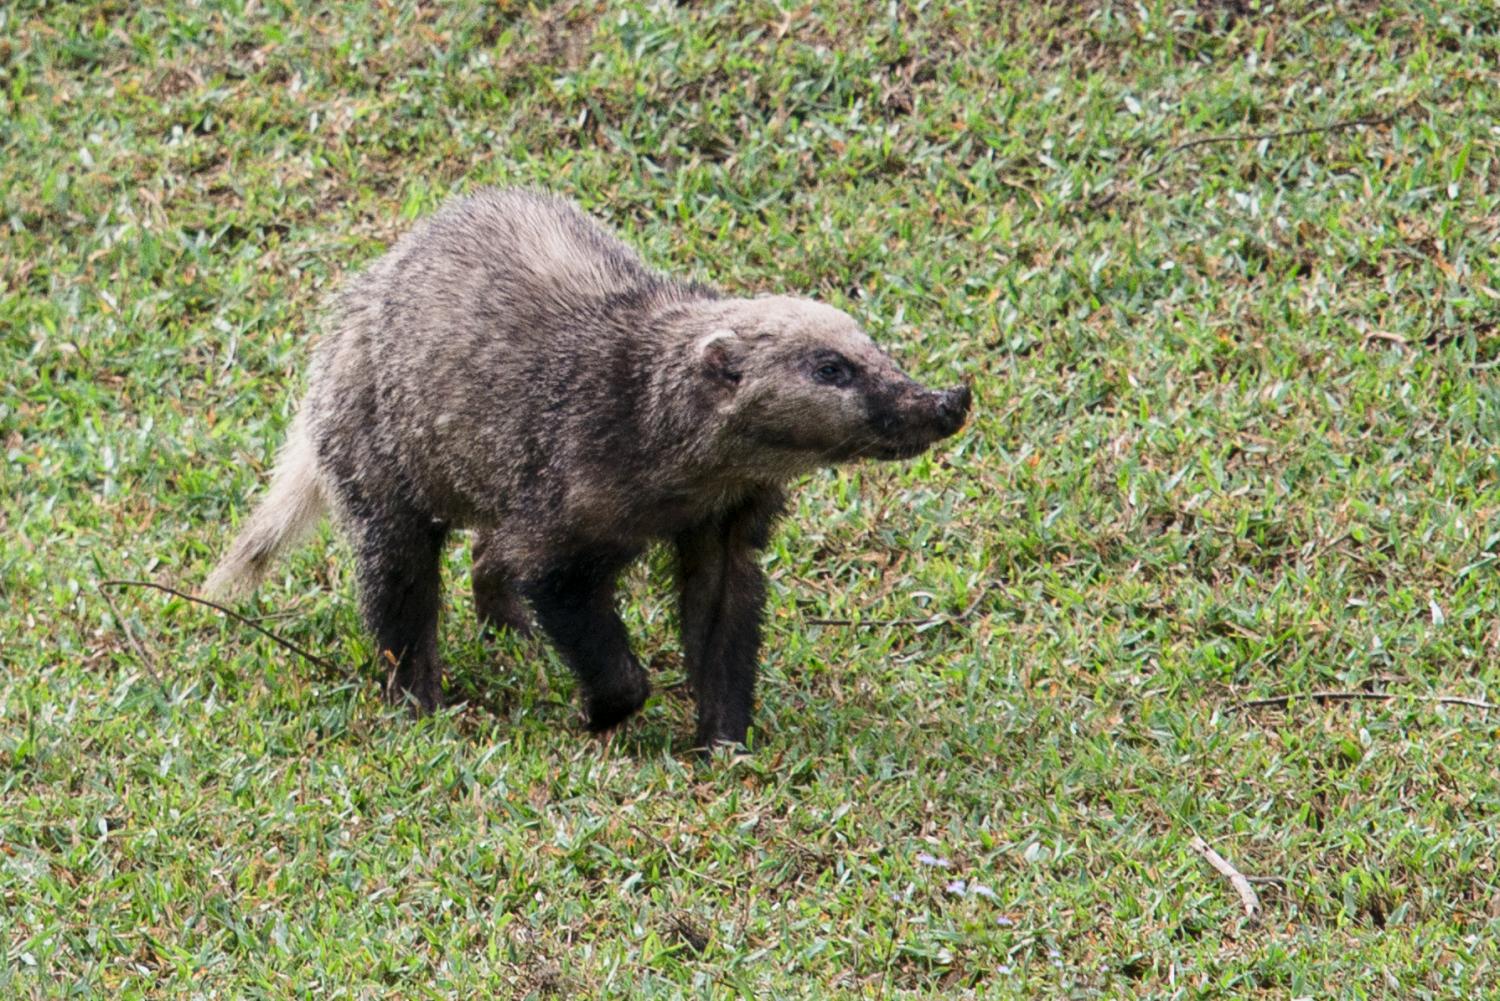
4, 0, 1499, 996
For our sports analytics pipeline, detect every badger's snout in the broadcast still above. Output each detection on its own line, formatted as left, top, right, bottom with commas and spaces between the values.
910, 383, 972, 441
934, 384, 972, 436
862, 379, 973, 461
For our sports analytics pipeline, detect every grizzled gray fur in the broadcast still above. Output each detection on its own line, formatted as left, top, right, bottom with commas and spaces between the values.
205, 188, 971, 749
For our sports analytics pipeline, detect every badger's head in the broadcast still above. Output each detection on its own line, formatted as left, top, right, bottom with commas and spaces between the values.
692, 296, 971, 476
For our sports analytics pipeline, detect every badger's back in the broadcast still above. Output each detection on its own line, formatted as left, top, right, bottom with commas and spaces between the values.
340, 189, 661, 342
405, 188, 658, 310
304, 188, 693, 530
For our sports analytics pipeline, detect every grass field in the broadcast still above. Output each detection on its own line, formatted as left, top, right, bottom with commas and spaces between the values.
4, 1, 1500, 996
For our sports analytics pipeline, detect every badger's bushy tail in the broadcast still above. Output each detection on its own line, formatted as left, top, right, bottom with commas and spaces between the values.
203, 411, 327, 600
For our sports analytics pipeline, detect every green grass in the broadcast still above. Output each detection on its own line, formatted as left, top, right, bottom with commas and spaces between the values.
4, 0, 1500, 996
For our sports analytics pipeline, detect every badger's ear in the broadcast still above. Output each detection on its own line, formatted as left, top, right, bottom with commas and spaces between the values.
696, 328, 743, 387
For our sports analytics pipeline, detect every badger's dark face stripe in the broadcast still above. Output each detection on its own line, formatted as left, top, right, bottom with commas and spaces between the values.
796, 336, 970, 463
704, 296, 971, 472
808, 351, 857, 388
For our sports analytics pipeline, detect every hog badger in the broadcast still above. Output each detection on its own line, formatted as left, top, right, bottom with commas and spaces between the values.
205, 188, 971, 749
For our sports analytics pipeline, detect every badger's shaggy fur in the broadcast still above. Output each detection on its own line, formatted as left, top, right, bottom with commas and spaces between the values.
206, 188, 970, 748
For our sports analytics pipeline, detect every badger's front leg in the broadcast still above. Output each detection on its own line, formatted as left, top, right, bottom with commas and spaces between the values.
522, 554, 649, 732
674, 490, 784, 750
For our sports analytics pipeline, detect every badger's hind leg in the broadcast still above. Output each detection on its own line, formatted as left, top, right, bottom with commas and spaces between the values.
350, 507, 450, 712
521, 553, 649, 733
472, 530, 534, 638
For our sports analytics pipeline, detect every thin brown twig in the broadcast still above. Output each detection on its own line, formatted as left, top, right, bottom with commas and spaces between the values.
98, 579, 343, 677
1089, 104, 1413, 211
1235, 691, 1497, 712
1189, 836, 1261, 920
806, 586, 991, 628
95, 581, 172, 701
1161, 107, 1410, 156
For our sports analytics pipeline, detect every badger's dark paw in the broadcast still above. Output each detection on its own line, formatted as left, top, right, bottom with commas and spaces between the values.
387, 673, 445, 716
584, 674, 650, 733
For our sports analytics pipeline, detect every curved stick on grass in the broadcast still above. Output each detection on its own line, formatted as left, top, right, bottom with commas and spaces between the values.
1089, 103, 1414, 211
98, 579, 342, 677
1236, 691, 1497, 712
1189, 836, 1261, 921
95, 579, 171, 701
805, 585, 991, 628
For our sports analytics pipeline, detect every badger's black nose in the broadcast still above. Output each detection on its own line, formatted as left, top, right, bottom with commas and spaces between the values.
936, 384, 972, 433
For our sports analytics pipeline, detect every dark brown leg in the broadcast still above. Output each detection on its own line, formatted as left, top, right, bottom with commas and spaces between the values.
520, 552, 649, 732
352, 512, 449, 712
674, 489, 784, 750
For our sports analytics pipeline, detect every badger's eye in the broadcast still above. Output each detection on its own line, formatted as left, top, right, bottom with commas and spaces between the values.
812, 359, 853, 387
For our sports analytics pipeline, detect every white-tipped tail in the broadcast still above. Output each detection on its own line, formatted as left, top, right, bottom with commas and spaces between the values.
203, 411, 327, 600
